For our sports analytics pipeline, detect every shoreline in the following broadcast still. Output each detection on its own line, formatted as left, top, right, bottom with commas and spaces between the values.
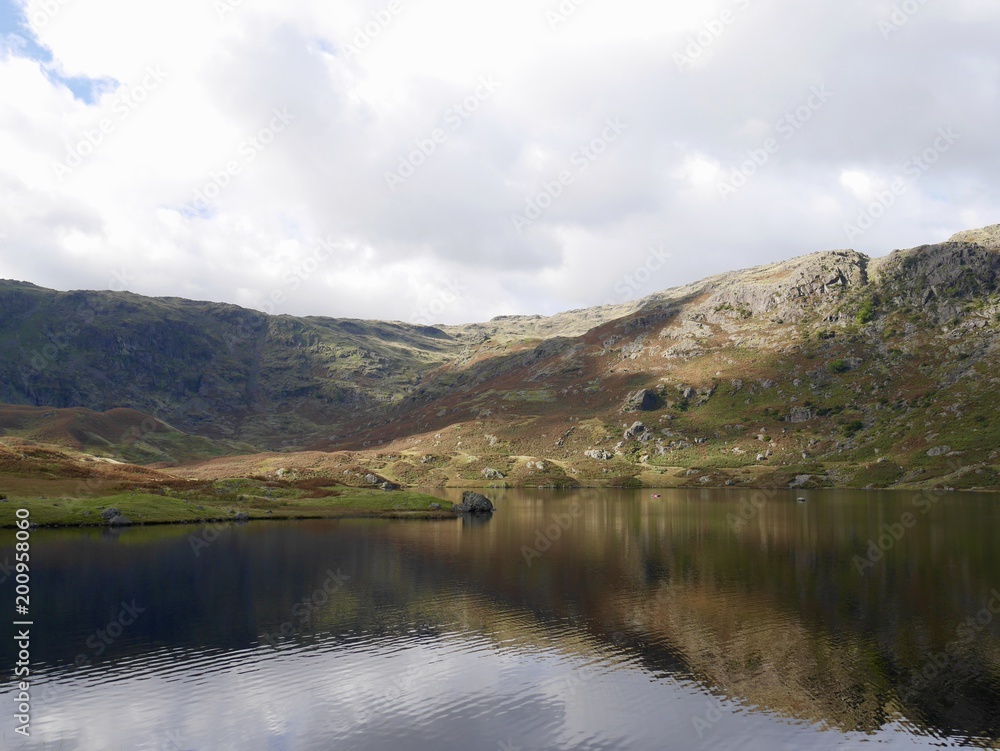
1, 509, 459, 530
2, 482, 995, 531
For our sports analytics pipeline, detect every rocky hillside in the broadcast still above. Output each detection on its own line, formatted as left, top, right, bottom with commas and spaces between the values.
3, 224, 1000, 489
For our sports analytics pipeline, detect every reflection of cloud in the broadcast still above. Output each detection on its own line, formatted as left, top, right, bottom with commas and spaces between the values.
3, 628, 943, 750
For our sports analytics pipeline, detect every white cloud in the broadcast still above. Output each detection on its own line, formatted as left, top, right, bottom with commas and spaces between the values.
840, 170, 872, 199
0, 0, 997, 323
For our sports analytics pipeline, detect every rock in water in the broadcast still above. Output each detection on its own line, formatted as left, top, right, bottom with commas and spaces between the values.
453, 491, 495, 514
108, 515, 134, 526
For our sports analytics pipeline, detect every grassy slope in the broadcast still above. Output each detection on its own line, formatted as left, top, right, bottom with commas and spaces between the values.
0, 404, 256, 464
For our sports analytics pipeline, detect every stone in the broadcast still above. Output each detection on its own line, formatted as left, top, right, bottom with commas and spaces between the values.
235, 512, 250, 522
624, 389, 658, 412
789, 474, 812, 488
452, 491, 495, 514
429, 503, 442, 510
481, 467, 505, 480
584, 449, 613, 461
101, 507, 122, 520
927, 446, 951, 457
364, 473, 381, 485
787, 408, 815, 424
624, 421, 650, 441
380, 481, 401, 490
108, 515, 133, 527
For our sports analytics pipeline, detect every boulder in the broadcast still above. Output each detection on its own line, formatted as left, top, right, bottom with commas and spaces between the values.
108, 515, 133, 527
364, 473, 381, 485
380, 481, 401, 490
429, 503, 442, 510
235, 512, 250, 522
481, 468, 505, 480
624, 389, 658, 412
787, 408, 815, 424
623, 421, 647, 441
452, 491, 495, 514
584, 449, 613, 461
101, 507, 122, 520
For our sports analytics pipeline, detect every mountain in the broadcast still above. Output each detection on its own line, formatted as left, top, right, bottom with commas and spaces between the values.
3, 224, 1000, 490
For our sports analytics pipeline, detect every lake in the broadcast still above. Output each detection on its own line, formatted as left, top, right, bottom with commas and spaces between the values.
2, 487, 1000, 750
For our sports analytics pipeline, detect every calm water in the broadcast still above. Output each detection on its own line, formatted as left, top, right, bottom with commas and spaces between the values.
2, 488, 1000, 750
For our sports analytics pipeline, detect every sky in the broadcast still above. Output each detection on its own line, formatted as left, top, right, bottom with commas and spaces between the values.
0, 0, 997, 325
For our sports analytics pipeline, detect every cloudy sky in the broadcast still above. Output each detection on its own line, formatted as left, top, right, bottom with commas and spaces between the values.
0, 0, 997, 324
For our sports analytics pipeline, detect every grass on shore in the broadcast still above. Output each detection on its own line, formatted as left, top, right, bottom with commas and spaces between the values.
0, 482, 454, 528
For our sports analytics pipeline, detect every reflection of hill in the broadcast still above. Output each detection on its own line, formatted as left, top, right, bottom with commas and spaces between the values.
373, 490, 1000, 740
3, 490, 1000, 743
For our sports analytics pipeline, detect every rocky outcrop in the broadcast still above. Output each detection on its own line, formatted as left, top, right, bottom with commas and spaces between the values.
949, 223, 1000, 249
584, 449, 613, 461
702, 250, 870, 321
872, 240, 1000, 319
